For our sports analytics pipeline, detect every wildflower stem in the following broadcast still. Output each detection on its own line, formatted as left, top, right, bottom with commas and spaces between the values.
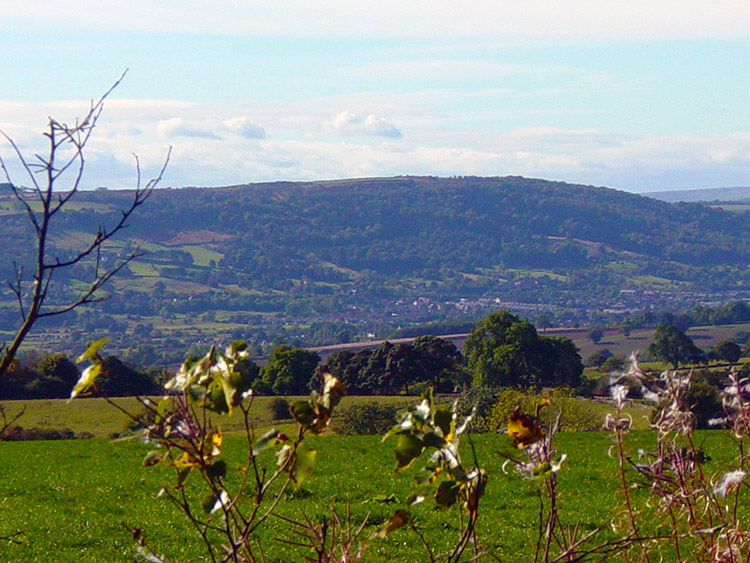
615, 429, 651, 563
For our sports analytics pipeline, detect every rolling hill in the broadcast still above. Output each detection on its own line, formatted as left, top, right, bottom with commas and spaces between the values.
1, 176, 747, 358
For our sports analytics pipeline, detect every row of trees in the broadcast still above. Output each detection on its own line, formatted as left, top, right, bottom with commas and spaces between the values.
0, 351, 160, 400
646, 324, 745, 369
7, 315, 746, 401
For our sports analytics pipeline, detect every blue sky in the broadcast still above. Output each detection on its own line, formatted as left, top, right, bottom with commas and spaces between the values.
1, 1, 748, 192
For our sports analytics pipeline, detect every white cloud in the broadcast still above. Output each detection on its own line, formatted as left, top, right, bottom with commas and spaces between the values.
223, 116, 267, 139
330, 111, 402, 138
1, 98, 747, 192
2, 1, 747, 41
156, 116, 266, 140
157, 118, 221, 140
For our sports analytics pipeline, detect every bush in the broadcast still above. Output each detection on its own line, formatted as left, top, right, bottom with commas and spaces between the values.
486, 389, 602, 433
270, 398, 290, 421
333, 402, 399, 435
0, 426, 90, 441
455, 386, 500, 432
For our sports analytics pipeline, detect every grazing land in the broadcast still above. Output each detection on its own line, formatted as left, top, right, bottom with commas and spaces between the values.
0, 430, 744, 562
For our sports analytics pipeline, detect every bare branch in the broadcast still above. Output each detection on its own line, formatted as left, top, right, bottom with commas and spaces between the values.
0, 71, 168, 379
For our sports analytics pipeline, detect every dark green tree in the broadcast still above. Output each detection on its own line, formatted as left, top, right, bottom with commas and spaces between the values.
34, 353, 80, 398
539, 337, 584, 388
587, 328, 604, 344
314, 349, 373, 394
412, 335, 468, 392
711, 340, 742, 364
464, 309, 582, 388
647, 325, 703, 369
261, 344, 320, 395
95, 355, 161, 397
358, 342, 422, 395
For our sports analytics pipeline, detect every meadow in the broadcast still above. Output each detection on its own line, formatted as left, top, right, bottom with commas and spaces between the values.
0, 400, 746, 562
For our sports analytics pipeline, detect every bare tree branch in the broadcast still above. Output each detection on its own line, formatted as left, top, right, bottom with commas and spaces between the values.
0, 71, 170, 378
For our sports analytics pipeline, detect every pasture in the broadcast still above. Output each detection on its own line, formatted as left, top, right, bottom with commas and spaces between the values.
0, 396, 746, 562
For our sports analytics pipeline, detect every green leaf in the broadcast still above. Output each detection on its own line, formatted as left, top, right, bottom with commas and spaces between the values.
289, 400, 316, 427
394, 434, 423, 471
175, 466, 192, 488
289, 442, 317, 489
435, 480, 462, 508
433, 406, 453, 438
217, 371, 238, 414
75, 337, 108, 363
154, 398, 172, 425
371, 493, 399, 504
422, 431, 446, 449
206, 460, 227, 479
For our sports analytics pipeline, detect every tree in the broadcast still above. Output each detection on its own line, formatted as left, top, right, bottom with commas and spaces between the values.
539, 337, 584, 388
412, 335, 468, 392
587, 328, 604, 344
357, 342, 422, 395
94, 355, 161, 397
464, 309, 582, 389
261, 344, 320, 395
647, 325, 702, 369
711, 340, 742, 365
0, 72, 170, 379
314, 349, 373, 394
33, 352, 81, 398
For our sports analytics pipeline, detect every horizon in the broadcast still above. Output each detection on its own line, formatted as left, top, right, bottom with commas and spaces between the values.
1, 1, 748, 193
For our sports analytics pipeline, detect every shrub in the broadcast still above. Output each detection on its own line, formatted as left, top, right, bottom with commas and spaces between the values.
334, 402, 398, 435
455, 386, 499, 432
0, 425, 87, 441
270, 398, 291, 420
486, 389, 602, 433
486, 388, 535, 432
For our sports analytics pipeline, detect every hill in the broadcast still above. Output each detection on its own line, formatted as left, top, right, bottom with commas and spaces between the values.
1, 176, 747, 360
644, 186, 749, 203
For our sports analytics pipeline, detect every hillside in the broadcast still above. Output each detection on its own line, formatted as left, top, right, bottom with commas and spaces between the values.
644, 186, 749, 203
1, 176, 748, 360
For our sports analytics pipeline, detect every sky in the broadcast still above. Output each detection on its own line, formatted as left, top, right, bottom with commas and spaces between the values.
0, 1, 748, 193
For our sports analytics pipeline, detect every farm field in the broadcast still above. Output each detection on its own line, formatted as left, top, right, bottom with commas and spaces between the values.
0, 395, 654, 439
0, 430, 745, 562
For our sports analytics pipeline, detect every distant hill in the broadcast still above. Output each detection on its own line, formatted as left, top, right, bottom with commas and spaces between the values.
1, 175, 748, 359
644, 186, 749, 203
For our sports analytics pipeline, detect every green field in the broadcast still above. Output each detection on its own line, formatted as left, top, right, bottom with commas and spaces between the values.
0, 394, 746, 561
0, 429, 745, 562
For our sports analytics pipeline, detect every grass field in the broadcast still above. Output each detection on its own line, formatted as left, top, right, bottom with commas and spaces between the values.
0, 394, 655, 439
556, 323, 750, 361
1, 394, 745, 562
0, 428, 745, 562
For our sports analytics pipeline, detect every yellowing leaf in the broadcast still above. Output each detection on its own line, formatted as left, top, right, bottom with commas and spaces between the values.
75, 337, 108, 363
142, 450, 164, 467
252, 429, 287, 456
507, 407, 544, 449
321, 373, 346, 410
68, 364, 102, 401
371, 509, 410, 539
